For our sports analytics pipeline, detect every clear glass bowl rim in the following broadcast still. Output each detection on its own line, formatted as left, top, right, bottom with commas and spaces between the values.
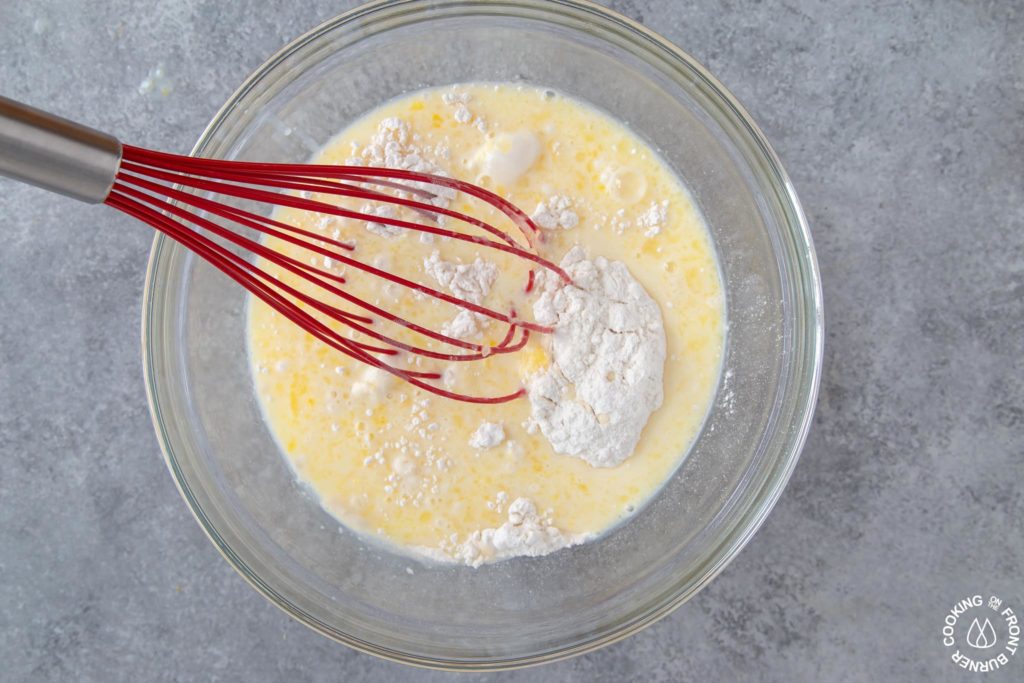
141, 0, 824, 670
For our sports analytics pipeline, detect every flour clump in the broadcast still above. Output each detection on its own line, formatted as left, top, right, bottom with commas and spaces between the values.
416, 497, 590, 567
469, 421, 505, 449
349, 117, 457, 222
424, 250, 498, 339
528, 246, 666, 468
442, 309, 482, 340
532, 195, 579, 230
423, 250, 497, 305
636, 200, 669, 237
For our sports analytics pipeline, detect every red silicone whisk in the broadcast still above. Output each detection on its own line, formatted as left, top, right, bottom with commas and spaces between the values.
0, 95, 569, 403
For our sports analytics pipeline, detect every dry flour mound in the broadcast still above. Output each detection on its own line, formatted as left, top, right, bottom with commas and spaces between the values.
528, 246, 666, 468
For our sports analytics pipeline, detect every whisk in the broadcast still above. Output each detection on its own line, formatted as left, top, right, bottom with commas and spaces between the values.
0, 95, 569, 403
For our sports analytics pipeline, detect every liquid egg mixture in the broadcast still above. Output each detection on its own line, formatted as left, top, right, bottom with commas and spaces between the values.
248, 83, 724, 566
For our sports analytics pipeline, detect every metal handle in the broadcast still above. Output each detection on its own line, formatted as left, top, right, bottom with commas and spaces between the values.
0, 95, 122, 203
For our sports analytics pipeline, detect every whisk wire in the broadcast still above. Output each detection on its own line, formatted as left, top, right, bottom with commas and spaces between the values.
106, 145, 565, 403
109, 190, 528, 403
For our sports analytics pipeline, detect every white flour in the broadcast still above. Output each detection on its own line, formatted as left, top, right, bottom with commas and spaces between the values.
603, 200, 671, 236
348, 117, 456, 236
416, 497, 590, 568
442, 90, 487, 132
528, 246, 666, 468
423, 250, 498, 305
360, 203, 401, 238
636, 200, 669, 237
442, 309, 482, 340
532, 195, 579, 230
350, 365, 395, 404
424, 250, 499, 341
469, 421, 505, 449
353, 118, 444, 178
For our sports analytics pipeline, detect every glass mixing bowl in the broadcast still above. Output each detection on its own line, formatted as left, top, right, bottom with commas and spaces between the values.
142, 0, 823, 670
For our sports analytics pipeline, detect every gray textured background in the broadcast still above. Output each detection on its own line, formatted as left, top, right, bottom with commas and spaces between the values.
1, 1, 1022, 681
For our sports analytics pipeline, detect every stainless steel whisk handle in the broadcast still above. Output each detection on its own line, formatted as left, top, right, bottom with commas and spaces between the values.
0, 95, 122, 203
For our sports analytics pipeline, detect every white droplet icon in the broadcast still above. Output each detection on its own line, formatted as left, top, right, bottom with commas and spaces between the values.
966, 617, 997, 649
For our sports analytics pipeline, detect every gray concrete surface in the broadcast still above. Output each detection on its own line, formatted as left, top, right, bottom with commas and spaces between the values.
1, 1, 1022, 681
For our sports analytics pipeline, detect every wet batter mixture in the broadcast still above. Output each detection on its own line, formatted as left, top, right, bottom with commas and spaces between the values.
248, 83, 725, 566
